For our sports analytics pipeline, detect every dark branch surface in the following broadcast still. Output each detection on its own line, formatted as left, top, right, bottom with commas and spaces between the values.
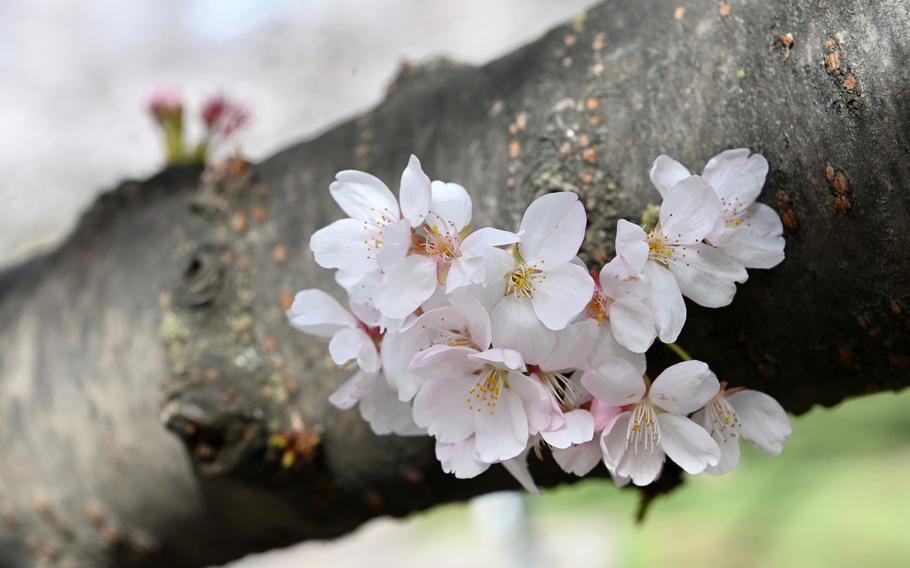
1, 1, 909, 566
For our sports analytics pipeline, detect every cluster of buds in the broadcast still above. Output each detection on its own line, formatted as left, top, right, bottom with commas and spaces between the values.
287, 150, 791, 490
146, 88, 250, 166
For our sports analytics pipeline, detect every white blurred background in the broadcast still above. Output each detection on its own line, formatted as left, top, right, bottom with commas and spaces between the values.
0, 0, 594, 267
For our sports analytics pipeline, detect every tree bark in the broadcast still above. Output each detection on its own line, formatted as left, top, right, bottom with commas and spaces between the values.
1, 0, 908, 566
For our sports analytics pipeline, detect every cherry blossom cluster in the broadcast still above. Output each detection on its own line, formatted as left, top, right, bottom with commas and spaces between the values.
287, 150, 792, 490
146, 88, 250, 166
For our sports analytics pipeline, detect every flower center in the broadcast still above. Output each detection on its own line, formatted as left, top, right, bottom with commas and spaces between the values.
704, 395, 741, 441
647, 231, 674, 264
537, 371, 578, 411
466, 367, 506, 415
506, 265, 538, 299
586, 289, 611, 324
423, 224, 460, 262
626, 399, 661, 455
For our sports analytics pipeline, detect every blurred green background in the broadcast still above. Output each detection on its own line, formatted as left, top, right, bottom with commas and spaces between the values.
230, 386, 909, 567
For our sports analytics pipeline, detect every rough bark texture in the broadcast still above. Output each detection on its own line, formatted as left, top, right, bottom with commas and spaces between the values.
1, 1, 908, 566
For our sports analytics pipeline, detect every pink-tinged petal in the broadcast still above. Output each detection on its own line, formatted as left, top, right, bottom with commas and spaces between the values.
359, 378, 424, 436
609, 297, 657, 353
531, 262, 595, 330
701, 148, 768, 210
540, 319, 599, 372
330, 170, 400, 222
469, 348, 525, 371
657, 413, 721, 473
667, 244, 747, 308
412, 373, 477, 443
541, 409, 595, 449
328, 372, 375, 409
410, 344, 483, 380
508, 373, 551, 434
436, 439, 490, 479
329, 327, 379, 373
381, 329, 430, 401
399, 155, 431, 227
727, 390, 792, 455
309, 218, 378, 274
406, 306, 467, 335
615, 220, 649, 273
650, 360, 719, 415
447, 247, 513, 293
649, 154, 692, 199
659, 175, 721, 244
616, 447, 665, 487
715, 203, 785, 269
375, 219, 412, 270
591, 398, 624, 432
643, 262, 686, 343
374, 255, 438, 319
287, 289, 358, 338
429, 180, 472, 232
581, 358, 646, 407
502, 449, 540, 495
589, 328, 647, 376
461, 227, 520, 249
599, 411, 631, 469
449, 291, 492, 349
518, 192, 587, 267
491, 296, 557, 365
552, 441, 602, 476
474, 390, 529, 462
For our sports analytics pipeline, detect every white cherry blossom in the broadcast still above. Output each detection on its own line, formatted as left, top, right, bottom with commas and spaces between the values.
693, 383, 792, 475
329, 371, 423, 436
286, 289, 380, 373
582, 359, 722, 486
587, 253, 657, 353
651, 149, 785, 269
491, 192, 595, 364
309, 155, 431, 276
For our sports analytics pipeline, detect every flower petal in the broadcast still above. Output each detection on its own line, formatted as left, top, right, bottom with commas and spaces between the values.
329, 327, 379, 373
540, 319, 599, 372
552, 441, 603, 476
518, 192, 587, 267
650, 155, 692, 199
474, 389, 528, 462
599, 411, 631, 469
491, 296, 557, 365
715, 203, 785, 269
581, 357, 646, 407
359, 378, 425, 435
399, 155, 431, 227
727, 390, 792, 455
502, 449, 540, 494
436, 439, 490, 479
609, 297, 657, 353
461, 227, 521, 249
659, 175, 721, 244
616, 447, 665, 487
330, 170, 400, 222
449, 290, 492, 349
381, 329, 430, 401
541, 409, 595, 449
287, 289, 358, 337
531, 261, 595, 330
667, 244, 747, 308
410, 344, 483, 380
643, 262, 686, 343
650, 360, 719, 415
701, 148, 768, 211
429, 180, 472, 232
657, 413, 721, 474
374, 219, 411, 271
412, 373, 477, 443
309, 218, 378, 274
374, 255, 439, 319
589, 328, 647, 376
328, 371, 375, 409
615, 220, 649, 273
698, 411, 743, 476
468, 348, 525, 371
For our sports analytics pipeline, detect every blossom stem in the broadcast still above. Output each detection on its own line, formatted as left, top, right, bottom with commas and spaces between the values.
666, 342, 693, 361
